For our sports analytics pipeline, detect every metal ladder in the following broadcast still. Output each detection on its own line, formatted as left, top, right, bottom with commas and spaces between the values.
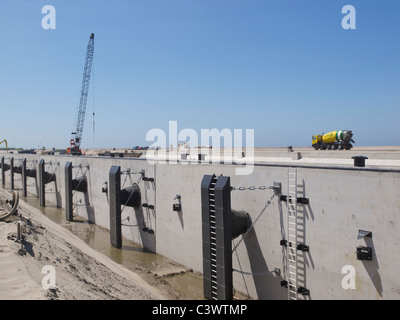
208, 175, 218, 300
286, 167, 298, 300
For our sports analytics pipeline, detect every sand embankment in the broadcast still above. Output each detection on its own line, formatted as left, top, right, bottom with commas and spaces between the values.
0, 188, 165, 300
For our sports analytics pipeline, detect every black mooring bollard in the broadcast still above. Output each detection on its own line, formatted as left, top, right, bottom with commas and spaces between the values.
352, 156, 368, 167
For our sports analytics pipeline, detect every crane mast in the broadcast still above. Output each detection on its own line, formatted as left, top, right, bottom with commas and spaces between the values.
68, 33, 95, 155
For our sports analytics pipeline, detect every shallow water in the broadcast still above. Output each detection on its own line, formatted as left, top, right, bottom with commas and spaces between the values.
13, 190, 204, 300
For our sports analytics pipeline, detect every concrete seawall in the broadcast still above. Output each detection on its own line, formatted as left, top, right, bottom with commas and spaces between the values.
1, 147, 399, 300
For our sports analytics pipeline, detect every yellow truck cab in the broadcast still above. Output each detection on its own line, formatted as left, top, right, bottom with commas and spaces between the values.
312, 135, 322, 146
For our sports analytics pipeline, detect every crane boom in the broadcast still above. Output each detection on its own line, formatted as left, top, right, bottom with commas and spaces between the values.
68, 33, 95, 155
0, 139, 8, 153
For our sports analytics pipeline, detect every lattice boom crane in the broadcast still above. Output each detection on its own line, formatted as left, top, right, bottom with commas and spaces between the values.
68, 33, 95, 155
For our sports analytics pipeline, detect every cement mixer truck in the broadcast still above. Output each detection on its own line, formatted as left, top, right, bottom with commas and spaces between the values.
312, 130, 354, 150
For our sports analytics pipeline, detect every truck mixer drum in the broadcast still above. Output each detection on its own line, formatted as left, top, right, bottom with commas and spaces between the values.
120, 183, 141, 208
231, 210, 252, 240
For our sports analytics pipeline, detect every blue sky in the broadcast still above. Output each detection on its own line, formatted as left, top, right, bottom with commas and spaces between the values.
0, 0, 399, 148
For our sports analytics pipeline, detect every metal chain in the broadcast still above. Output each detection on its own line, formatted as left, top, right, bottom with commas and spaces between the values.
121, 169, 144, 175
45, 162, 60, 185
231, 185, 273, 191
232, 268, 274, 276
232, 191, 277, 253
231, 191, 278, 276
72, 165, 89, 197
121, 175, 142, 213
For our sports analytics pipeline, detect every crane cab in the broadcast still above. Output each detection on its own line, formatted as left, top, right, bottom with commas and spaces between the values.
67, 138, 82, 155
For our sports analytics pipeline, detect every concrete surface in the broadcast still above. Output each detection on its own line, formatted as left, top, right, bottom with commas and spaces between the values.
1, 146, 399, 299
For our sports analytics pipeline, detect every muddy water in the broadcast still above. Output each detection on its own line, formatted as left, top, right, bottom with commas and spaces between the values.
18, 192, 205, 300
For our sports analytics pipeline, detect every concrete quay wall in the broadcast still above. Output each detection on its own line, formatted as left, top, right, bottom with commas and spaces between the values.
1, 152, 399, 300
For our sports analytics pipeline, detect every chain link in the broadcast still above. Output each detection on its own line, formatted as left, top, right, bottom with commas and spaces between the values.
231, 190, 278, 276
121, 169, 144, 175
232, 268, 274, 276
231, 185, 273, 191
232, 191, 277, 253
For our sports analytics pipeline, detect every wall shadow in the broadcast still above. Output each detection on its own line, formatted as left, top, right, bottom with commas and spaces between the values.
241, 228, 287, 299
360, 237, 382, 297
134, 206, 156, 253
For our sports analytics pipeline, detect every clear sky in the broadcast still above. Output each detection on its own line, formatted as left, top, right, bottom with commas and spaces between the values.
0, 0, 399, 149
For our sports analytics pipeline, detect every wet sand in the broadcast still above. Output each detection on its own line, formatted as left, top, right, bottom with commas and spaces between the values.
0, 188, 168, 300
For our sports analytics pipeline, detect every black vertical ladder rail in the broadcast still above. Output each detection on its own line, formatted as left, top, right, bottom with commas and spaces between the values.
109, 166, 143, 249
38, 160, 58, 207
201, 174, 217, 300
10, 157, 14, 190
65, 162, 73, 221
214, 175, 233, 300
39, 160, 45, 207
201, 174, 233, 300
109, 165, 122, 248
22, 159, 27, 197
1, 157, 5, 187
65, 162, 89, 221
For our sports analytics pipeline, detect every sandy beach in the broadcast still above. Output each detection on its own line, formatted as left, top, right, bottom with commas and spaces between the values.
0, 189, 166, 300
